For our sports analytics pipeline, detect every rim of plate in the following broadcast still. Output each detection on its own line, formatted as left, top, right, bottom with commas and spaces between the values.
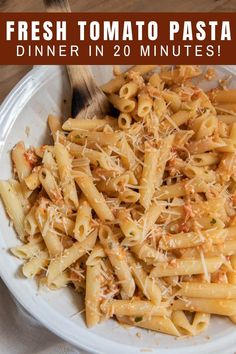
0, 65, 236, 354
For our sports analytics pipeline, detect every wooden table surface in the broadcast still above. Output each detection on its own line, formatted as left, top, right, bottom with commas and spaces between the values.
0, 0, 235, 103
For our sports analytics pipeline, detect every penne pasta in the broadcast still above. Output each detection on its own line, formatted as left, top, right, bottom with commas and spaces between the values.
35, 202, 63, 257
228, 255, 236, 285
86, 262, 102, 327
118, 113, 132, 130
192, 312, 210, 335
188, 137, 226, 154
216, 103, 236, 113
150, 257, 223, 277
96, 174, 129, 194
11, 240, 44, 260
131, 242, 166, 265
108, 94, 135, 113
54, 142, 79, 210
24, 206, 39, 236
62, 117, 117, 131
213, 89, 236, 104
190, 153, 219, 167
155, 178, 210, 200
119, 81, 138, 99
101, 299, 168, 317
149, 72, 164, 90
75, 172, 114, 221
53, 214, 75, 237
0, 180, 25, 240
118, 315, 180, 336
99, 225, 135, 299
74, 198, 92, 241
159, 228, 227, 250
48, 270, 70, 290
162, 90, 181, 112
118, 210, 143, 245
153, 97, 167, 119
137, 93, 153, 117
39, 167, 63, 206
178, 282, 236, 299
162, 110, 193, 130
139, 143, 159, 209
22, 251, 48, 278
173, 298, 236, 316
171, 310, 195, 335
86, 243, 105, 266
11, 141, 33, 182
68, 130, 121, 148
217, 114, 236, 125
127, 252, 161, 305
48, 114, 62, 142
24, 169, 41, 191
47, 230, 97, 283
116, 136, 137, 170
156, 134, 175, 188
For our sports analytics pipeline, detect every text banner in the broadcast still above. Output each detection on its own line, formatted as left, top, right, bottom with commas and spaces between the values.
0, 13, 235, 64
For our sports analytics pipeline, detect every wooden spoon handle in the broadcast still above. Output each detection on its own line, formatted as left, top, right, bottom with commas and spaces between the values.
43, 0, 112, 118
67, 65, 97, 117
44, 0, 71, 12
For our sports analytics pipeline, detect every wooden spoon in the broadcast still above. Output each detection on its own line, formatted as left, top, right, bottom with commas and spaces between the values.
43, 0, 111, 118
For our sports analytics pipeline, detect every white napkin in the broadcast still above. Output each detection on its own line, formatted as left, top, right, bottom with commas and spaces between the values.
0, 279, 88, 354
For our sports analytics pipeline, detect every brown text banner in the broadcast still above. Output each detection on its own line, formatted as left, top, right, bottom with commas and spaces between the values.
0, 13, 235, 64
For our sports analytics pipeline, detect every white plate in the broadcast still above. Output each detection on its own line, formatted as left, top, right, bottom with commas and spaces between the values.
1, 65, 236, 354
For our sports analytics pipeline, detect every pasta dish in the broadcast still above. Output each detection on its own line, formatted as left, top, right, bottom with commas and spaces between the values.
2, 65, 236, 337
